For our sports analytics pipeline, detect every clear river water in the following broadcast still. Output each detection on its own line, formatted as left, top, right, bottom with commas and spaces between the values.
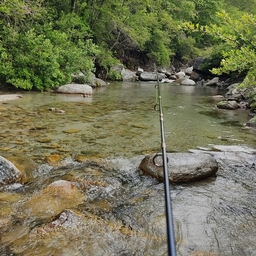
0, 82, 256, 256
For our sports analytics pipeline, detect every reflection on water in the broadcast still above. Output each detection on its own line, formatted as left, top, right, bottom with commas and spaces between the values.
0, 82, 255, 162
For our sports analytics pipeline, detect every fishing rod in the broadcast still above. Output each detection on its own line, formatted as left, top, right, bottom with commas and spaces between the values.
154, 74, 176, 256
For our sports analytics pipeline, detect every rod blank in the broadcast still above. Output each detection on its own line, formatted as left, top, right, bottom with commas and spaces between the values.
155, 79, 176, 256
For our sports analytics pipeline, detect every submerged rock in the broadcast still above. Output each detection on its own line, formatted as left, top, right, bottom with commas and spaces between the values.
9, 208, 167, 256
22, 180, 85, 219
217, 100, 239, 110
0, 156, 23, 187
139, 153, 218, 182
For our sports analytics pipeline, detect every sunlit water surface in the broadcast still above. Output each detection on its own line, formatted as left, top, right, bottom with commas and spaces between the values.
0, 82, 255, 161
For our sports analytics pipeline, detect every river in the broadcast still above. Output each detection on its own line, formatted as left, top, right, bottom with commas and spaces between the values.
0, 82, 256, 255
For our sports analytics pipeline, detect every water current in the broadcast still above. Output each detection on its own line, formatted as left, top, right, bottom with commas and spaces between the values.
0, 82, 256, 256
0, 82, 255, 161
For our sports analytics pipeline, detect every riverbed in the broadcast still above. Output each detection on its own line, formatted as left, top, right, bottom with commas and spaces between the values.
0, 82, 256, 255
0, 82, 255, 162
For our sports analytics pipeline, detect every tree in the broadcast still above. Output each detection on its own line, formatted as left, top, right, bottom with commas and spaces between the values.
205, 11, 256, 88
0, 0, 97, 90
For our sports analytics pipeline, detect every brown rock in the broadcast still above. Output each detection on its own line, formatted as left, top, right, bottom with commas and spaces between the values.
23, 180, 85, 219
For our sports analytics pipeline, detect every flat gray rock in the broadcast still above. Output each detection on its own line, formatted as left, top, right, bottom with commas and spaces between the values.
57, 84, 92, 95
139, 153, 218, 183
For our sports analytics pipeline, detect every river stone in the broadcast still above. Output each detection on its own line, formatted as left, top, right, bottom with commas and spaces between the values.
57, 83, 92, 95
139, 153, 218, 182
246, 116, 256, 128
0, 156, 23, 186
217, 100, 239, 110
180, 78, 196, 86
23, 180, 85, 219
204, 77, 219, 86
121, 68, 137, 81
10, 208, 164, 255
139, 72, 166, 81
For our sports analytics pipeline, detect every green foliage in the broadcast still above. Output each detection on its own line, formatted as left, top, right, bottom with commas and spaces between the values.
205, 12, 256, 88
1, 0, 256, 90
0, 28, 65, 90
224, 0, 256, 14
107, 70, 123, 81
0, 24, 97, 90
202, 43, 232, 71
193, 0, 225, 25
0, 0, 97, 90
145, 29, 172, 66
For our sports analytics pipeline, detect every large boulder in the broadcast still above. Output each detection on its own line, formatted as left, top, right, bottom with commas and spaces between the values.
72, 72, 108, 87
193, 57, 206, 72
182, 66, 193, 76
180, 78, 196, 86
57, 84, 92, 95
121, 68, 137, 81
217, 100, 239, 110
204, 77, 219, 86
139, 153, 218, 183
246, 116, 256, 128
139, 72, 166, 81
175, 71, 186, 79
0, 156, 23, 187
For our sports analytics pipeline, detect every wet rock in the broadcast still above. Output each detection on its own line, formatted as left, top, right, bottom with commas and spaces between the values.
63, 129, 81, 133
0, 192, 23, 232
121, 68, 137, 81
190, 71, 201, 81
5, 156, 38, 183
0, 156, 23, 187
89, 76, 108, 87
182, 66, 193, 76
45, 154, 63, 166
10, 208, 164, 256
204, 77, 219, 86
23, 180, 85, 219
57, 83, 92, 95
246, 116, 256, 128
175, 71, 186, 79
180, 78, 196, 86
193, 57, 206, 73
217, 100, 239, 110
161, 78, 175, 83
139, 72, 166, 81
211, 95, 225, 101
36, 137, 52, 143
139, 153, 218, 182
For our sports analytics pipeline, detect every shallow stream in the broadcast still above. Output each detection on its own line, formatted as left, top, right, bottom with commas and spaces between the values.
0, 82, 256, 255
0, 82, 255, 161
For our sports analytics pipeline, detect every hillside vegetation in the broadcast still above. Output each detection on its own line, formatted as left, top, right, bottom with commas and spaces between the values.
0, 0, 256, 93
